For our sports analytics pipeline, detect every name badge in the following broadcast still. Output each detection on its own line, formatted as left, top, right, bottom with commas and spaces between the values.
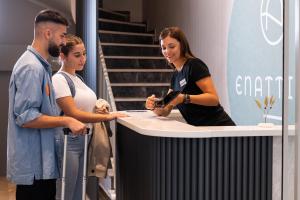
179, 78, 187, 87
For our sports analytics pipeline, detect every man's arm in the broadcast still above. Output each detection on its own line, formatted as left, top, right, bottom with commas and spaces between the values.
23, 115, 86, 134
13, 64, 86, 134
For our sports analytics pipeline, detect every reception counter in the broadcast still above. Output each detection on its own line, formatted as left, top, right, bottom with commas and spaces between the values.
116, 110, 295, 200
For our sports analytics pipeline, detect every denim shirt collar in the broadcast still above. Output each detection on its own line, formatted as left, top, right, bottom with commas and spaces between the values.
27, 46, 52, 74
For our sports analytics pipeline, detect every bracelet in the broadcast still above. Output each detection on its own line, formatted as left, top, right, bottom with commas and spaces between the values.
184, 94, 191, 104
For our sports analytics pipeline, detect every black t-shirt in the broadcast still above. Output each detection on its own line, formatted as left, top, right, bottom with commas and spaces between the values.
171, 58, 235, 126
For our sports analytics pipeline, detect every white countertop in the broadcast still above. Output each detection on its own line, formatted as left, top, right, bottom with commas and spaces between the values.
117, 110, 295, 138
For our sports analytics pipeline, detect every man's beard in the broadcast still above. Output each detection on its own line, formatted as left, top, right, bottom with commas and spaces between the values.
48, 42, 61, 57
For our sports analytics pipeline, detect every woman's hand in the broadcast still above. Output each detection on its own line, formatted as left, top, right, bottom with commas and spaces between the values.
169, 93, 184, 107
108, 112, 128, 120
145, 94, 156, 110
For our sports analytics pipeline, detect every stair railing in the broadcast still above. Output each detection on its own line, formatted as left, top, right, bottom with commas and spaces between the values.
97, 37, 118, 194
98, 38, 117, 112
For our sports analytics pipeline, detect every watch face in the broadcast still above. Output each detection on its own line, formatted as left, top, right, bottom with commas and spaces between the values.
155, 91, 180, 108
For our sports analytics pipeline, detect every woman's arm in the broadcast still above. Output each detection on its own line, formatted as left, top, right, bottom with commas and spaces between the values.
190, 76, 219, 106
169, 76, 219, 107
56, 97, 126, 123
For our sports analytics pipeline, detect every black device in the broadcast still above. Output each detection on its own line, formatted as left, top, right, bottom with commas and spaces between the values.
154, 91, 181, 108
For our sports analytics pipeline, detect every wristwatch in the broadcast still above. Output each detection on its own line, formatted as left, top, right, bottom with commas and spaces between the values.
184, 94, 191, 104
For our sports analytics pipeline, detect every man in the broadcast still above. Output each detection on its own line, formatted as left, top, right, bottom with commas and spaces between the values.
7, 10, 87, 200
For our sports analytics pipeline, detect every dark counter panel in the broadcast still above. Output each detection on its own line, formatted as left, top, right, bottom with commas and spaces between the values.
116, 124, 273, 200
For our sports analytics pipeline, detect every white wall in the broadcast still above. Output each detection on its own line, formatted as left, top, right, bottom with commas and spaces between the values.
103, 0, 143, 22
0, 0, 75, 176
143, 0, 234, 112
0, 0, 45, 175
27, 0, 75, 23
0, 0, 75, 71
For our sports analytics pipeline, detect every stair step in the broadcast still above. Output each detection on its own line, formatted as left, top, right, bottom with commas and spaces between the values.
98, 8, 129, 22
99, 8, 128, 17
99, 30, 155, 44
112, 85, 169, 98
110, 83, 170, 87
98, 11, 171, 110
102, 45, 162, 56
99, 18, 146, 27
101, 43, 159, 47
111, 83, 169, 87
99, 30, 154, 36
115, 97, 146, 102
116, 101, 148, 110
106, 65, 170, 69
107, 69, 173, 72
99, 18, 146, 33
105, 58, 167, 68
104, 56, 164, 59
108, 71, 173, 83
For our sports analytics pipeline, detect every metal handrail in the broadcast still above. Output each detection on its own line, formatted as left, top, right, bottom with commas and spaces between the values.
98, 38, 117, 112
97, 37, 118, 194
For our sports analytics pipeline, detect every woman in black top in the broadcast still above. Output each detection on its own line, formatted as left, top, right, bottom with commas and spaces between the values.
145, 27, 235, 126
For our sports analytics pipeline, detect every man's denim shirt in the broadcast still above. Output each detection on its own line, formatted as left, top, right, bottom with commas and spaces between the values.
7, 46, 60, 185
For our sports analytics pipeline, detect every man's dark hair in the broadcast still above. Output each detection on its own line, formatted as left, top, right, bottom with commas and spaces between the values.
35, 9, 69, 26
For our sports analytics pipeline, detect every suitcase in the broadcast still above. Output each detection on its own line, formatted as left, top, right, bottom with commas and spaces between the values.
61, 128, 90, 200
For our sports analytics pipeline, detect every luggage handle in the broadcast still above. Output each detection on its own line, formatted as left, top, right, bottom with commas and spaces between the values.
63, 127, 90, 135
61, 127, 90, 200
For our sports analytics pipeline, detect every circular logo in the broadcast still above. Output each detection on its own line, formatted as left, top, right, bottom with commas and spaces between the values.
260, 0, 283, 46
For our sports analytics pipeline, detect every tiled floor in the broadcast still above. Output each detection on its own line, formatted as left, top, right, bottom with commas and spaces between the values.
0, 177, 16, 200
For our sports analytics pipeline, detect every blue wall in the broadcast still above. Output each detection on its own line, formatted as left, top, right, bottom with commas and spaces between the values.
227, 0, 295, 125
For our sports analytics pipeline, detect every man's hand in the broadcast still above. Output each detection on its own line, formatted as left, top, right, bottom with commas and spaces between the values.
64, 116, 87, 135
